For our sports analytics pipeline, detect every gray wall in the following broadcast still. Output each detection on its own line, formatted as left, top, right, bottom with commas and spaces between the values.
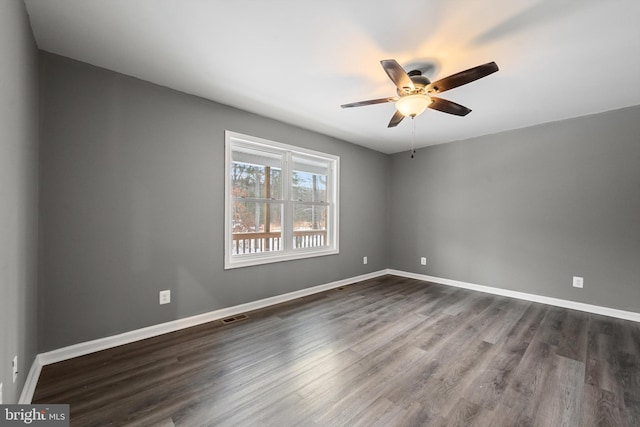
389, 105, 640, 314
0, 0, 39, 403
36, 50, 640, 354
38, 52, 389, 352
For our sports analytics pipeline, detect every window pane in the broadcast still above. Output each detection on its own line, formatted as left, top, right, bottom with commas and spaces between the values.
291, 171, 327, 202
292, 155, 329, 202
232, 201, 282, 254
293, 203, 328, 249
231, 161, 282, 200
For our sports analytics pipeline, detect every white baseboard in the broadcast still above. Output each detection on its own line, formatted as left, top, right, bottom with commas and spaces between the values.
19, 355, 42, 404
387, 269, 640, 323
19, 269, 387, 403
39, 270, 387, 366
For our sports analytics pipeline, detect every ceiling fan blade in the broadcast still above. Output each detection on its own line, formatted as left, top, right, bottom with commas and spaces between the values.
381, 59, 415, 92
428, 97, 472, 116
426, 62, 498, 94
341, 97, 398, 108
388, 110, 405, 127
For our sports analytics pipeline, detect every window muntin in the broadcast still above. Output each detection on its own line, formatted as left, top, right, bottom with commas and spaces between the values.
225, 131, 339, 269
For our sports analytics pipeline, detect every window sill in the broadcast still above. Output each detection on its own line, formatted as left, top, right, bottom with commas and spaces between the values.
224, 247, 339, 270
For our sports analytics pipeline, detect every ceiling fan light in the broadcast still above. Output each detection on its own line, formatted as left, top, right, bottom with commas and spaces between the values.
396, 94, 432, 117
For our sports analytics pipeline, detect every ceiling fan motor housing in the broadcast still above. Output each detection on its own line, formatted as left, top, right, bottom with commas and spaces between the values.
397, 71, 432, 96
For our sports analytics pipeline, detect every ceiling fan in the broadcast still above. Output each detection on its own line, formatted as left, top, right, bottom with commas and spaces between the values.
341, 60, 499, 127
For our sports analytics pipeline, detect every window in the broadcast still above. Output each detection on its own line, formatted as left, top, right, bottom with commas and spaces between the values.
224, 131, 339, 269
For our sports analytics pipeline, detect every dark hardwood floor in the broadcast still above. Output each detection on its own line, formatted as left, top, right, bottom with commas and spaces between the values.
33, 275, 640, 426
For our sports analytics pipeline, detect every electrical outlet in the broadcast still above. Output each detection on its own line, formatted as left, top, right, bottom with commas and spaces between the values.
12, 356, 18, 383
363, 256, 367, 265
572, 276, 584, 288
420, 257, 427, 266
159, 290, 171, 305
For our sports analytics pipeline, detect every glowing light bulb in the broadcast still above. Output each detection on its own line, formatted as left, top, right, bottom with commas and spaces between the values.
395, 94, 432, 117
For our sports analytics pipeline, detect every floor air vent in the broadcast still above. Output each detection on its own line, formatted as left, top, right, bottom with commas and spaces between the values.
221, 313, 249, 325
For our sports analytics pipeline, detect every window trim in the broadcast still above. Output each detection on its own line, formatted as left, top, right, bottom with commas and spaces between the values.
224, 130, 339, 269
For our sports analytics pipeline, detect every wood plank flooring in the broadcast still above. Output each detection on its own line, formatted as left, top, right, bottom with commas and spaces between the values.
33, 275, 640, 426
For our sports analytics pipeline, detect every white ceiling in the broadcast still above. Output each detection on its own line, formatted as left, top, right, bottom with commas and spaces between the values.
24, 0, 640, 153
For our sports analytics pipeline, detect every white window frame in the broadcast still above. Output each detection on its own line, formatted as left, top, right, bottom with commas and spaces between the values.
224, 130, 339, 269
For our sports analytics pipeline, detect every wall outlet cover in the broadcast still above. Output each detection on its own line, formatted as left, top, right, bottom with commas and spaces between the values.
159, 290, 171, 305
572, 276, 584, 288
12, 356, 18, 383
420, 257, 427, 265
363, 256, 367, 265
